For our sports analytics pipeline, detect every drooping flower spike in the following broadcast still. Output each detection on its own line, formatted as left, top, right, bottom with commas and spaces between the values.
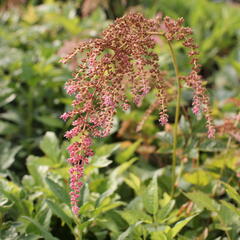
60, 13, 215, 214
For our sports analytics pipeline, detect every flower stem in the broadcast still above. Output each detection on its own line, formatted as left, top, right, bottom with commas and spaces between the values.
73, 216, 83, 240
167, 40, 182, 197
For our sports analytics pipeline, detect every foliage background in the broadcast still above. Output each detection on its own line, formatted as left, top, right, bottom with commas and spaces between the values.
0, 0, 239, 239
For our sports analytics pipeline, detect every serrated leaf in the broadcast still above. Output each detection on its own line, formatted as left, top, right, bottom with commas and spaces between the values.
143, 176, 158, 215
45, 177, 70, 205
117, 221, 142, 240
218, 204, 239, 226
0, 178, 33, 216
199, 139, 225, 152
119, 209, 152, 225
185, 191, 219, 212
46, 200, 73, 227
94, 201, 124, 216
221, 182, 240, 205
22, 217, 58, 240
168, 214, 198, 238
124, 173, 141, 194
220, 200, 240, 216
157, 200, 175, 223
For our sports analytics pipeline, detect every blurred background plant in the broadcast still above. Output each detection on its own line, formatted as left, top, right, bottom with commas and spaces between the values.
0, 0, 239, 239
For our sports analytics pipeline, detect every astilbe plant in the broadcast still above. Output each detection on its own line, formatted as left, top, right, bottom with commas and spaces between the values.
60, 13, 215, 214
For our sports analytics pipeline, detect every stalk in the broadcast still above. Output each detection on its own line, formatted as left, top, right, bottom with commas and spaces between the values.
74, 216, 83, 240
167, 40, 182, 196
26, 90, 33, 137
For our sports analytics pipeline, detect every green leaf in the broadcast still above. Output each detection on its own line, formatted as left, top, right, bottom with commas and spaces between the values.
18, 233, 42, 240
94, 143, 120, 157
0, 177, 27, 216
157, 200, 175, 223
79, 183, 89, 206
117, 221, 142, 240
40, 132, 60, 162
119, 209, 152, 225
110, 157, 138, 180
0, 141, 21, 170
218, 203, 239, 226
199, 139, 225, 152
124, 173, 141, 195
85, 144, 119, 173
184, 169, 212, 186
168, 214, 198, 238
78, 202, 94, 215
35, 201, 52, 228
94, 201, 124, 216
37, 116, 63, 128
0, 120, 18, 136
46, 200, 73, 227
78, 219, 94, 231
220, 200, 240, 216
116, 139, 142, 163
22, 217, 58, 240
45, 177, 70, 205
179, 116, 190, 135
143, 176, 159, 215
221, 182, 240, 205
184, 191, 219, 212
151, 231, 169, 240
0, 197, 13, 213
156, 132, 173, 144
0, 223, 19, 240
91, 157, 112, 168
26, 156, 48, 186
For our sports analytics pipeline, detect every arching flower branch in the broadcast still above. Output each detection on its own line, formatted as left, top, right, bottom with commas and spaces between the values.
60, 13, 215, 214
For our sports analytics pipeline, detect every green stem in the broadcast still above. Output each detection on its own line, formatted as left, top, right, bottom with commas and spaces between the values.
74, 216, 83, 240
167, 40, 182, 197
26, 89, 33, 137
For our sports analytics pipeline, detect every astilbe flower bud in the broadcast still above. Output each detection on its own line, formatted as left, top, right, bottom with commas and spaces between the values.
60, 13, 215, 214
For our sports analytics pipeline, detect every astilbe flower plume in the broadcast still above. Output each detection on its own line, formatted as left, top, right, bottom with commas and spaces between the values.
161, 16, 215, 138
60, 13, 215, 214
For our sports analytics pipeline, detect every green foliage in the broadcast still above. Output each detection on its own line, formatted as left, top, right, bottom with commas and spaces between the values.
0, 0, 240, 239
143, 176, 159, 215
